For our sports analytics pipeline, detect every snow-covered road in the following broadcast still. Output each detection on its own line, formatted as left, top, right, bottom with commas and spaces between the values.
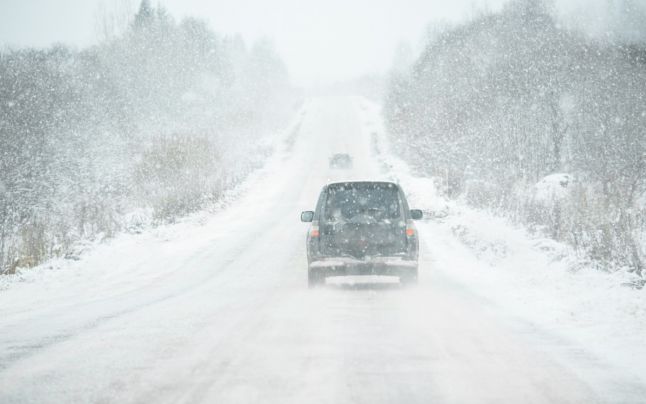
1, 97, 644, 403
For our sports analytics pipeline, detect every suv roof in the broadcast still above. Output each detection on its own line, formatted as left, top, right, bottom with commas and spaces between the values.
325, 181, 399, 188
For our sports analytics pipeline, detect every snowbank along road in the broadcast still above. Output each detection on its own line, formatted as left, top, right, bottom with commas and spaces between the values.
1, 97, 645, 403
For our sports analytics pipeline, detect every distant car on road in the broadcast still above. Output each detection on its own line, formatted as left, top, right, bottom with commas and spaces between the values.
328, 153, 353, 169
300, 181, 423, 287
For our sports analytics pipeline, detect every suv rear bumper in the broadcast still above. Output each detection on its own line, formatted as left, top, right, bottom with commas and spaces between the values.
309, 257, 417, 277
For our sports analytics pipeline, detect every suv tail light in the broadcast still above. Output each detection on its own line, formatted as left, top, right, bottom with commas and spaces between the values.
405, 220, 416, 237
310, 224, 320, 238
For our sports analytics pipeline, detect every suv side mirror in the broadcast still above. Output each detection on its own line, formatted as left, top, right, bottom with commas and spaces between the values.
410, 209, 423, 220
301, 211, 314, 222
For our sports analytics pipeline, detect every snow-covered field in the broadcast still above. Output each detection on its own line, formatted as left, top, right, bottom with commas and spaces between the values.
1, 97, 645, 403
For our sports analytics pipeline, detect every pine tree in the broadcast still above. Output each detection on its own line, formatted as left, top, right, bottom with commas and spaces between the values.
133, 0, 154, 30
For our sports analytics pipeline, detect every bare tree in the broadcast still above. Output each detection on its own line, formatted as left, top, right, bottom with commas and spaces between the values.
94, 0, 135, 42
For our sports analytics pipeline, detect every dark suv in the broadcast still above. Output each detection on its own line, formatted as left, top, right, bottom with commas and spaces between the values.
300, 181, 422, 287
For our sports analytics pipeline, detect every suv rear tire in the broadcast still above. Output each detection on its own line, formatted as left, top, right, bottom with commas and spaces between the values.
399, 267, 418, 286
308, 267, 325, 288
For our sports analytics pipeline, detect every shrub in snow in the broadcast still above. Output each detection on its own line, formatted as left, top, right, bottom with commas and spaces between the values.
533, 174, 572, 206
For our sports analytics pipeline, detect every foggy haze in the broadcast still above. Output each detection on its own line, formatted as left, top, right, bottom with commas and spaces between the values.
3, 0, 643, 85
1, 0, 646, 402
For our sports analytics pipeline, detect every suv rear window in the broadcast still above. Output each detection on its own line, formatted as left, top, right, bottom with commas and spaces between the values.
323, 183, 401, 222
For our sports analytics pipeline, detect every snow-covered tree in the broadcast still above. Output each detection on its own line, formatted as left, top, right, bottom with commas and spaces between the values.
385, 0, 646, 274
0, 2, 292, 274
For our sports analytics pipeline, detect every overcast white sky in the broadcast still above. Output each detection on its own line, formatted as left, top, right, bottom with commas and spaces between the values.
0, 0, 514, 85
1, 0, 634, 86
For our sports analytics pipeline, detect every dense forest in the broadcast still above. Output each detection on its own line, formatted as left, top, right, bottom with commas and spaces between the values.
0, 1, 292, 273
385, 0, 646, 274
